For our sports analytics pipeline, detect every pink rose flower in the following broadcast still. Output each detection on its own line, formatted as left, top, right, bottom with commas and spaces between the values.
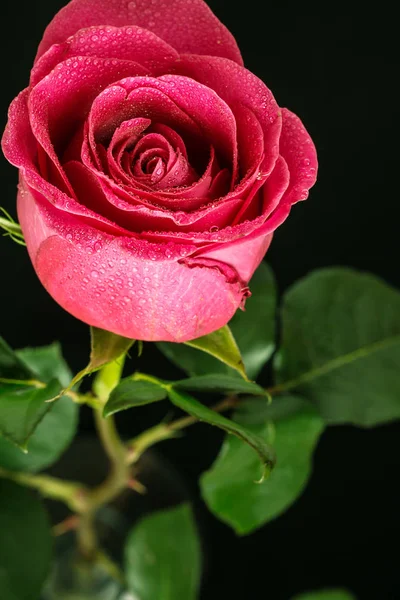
2, 0, 317, 342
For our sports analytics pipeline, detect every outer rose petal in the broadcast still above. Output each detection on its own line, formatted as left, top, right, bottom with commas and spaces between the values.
279, 108, 318, 204
18, 180, 249, 342
174, 55, 282, 169
2, 89, 37, 171
36, 0, 243, 66
31, 25, 180, 86
29, 56, 149, 161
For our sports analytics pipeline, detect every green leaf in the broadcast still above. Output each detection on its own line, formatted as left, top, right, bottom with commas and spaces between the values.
158, 262, 276, 379
0, 395, 78, 472
230, 261, 277, 377
0, 207, 26, 246
124, 504, 201, 600
292, 590, 356, 600
89, 327, 135, 371
104, 378, 167, 417
275, 268, 400, 426
0, 480, 52, 600
185, 325, 247, 379
0, 342, 78, 469
16, 343, 72, 387
167, 388, 276, 479
0, 379, 61, 449
201, 395, 324, 534
0, 573, 19, 600
50, 326, 135, 402
175, 374, 267, 396
0, 336, 34, 381
0, 341, 77, 454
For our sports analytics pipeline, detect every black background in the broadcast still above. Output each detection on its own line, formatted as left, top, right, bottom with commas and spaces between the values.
0, 1, 399, 599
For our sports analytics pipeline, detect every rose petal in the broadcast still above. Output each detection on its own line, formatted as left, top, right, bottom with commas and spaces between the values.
106, 117, 151, 183
233, 103, 264, 177
262, 155, 291, 218
232, 156, 290, 225
36, 0, 243, 66
185, 232, 274, 284
88, 76, 237, 175
29, 56, 149, 157
65, 159, 248, 233
279, 108, 318, 204
2, 91, 127, 236
174, 55, 281, 177
2, 89, 37, 172
87, 83, 202, 150
18, 182, 245, 342
31, 25, 179, 86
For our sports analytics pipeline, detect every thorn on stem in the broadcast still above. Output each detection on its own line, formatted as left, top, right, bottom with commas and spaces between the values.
52, 515, 80, 537
128, 478, 147, 494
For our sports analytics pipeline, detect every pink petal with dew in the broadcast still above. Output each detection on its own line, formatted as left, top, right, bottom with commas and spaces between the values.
18, 181, 246, 342
1, 89, 132, 236
279, 108, 318, 204
88, 76, 237, 179
63, 160, 248, 233
28, 56, 149, 166
175, 55, 282, 173
36, 0, 243, 66
31, 25, 179, 85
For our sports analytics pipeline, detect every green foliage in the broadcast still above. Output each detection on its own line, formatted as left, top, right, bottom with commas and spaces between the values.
0, 207, 26, 246
0, 480, 52, 600
0, 380, 61, 449
0, 337, 33, 381
0, 343, 78, 462
51, 326, 135, 402
291, 590, 356, 600
0, 396, 77, 472
158, 262, 276, 379
104, 371, 268, 418
185, 325, 248, 379
168, 388, 276, 480
17, 343, 72, 388
275, 268, 400, 426
174, 374, 267, 396
124, 504, 201, 600
104, 378, 168, 417
201, 396, 324, 534
106, 371, 275, 478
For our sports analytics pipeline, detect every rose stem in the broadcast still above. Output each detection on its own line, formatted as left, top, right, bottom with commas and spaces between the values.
76, 361, 131, 561
126, 395, 239, 466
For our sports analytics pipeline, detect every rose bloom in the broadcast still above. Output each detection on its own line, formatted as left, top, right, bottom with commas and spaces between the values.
2, 0, 317, 342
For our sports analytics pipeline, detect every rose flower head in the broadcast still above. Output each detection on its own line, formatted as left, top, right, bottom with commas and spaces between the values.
2, 0, 317, 342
